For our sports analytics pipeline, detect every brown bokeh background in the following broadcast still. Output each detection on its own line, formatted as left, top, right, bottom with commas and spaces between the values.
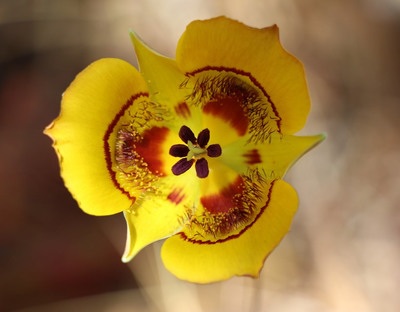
1, 0, 399, 311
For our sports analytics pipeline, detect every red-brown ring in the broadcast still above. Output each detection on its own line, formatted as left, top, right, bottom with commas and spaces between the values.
178, 180, 276, 244
103, 92, 149, 200
186, 66, 281, 132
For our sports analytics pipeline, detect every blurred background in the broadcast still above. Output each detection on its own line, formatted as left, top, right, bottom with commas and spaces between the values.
1, 0, 399, 311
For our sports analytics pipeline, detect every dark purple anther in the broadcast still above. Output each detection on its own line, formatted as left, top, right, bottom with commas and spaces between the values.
207, 144, 222, 157
179, 125, 196, 144
195, 158, 209, 178
169, 144, 189, 157
171, 158, 194, 175
197, 128, 210, 147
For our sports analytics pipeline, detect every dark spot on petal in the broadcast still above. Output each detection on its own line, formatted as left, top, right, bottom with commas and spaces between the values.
174, 102, 191, 119
167, 188, 185, 205
243, 149, 261, 165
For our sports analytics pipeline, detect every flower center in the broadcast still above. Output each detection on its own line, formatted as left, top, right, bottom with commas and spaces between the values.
169, 125, 222, 178
186, 141, 206, 160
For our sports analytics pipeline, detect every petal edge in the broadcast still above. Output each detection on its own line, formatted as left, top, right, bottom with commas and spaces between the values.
45, 58, 148, 216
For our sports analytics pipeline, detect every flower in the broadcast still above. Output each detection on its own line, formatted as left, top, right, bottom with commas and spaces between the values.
45, 16, 324, 283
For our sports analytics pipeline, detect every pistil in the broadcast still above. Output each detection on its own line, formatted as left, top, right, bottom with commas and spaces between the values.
186, 141, 206, 161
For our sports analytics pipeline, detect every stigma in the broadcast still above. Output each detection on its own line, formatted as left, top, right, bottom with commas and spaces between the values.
186, 141, 206, 160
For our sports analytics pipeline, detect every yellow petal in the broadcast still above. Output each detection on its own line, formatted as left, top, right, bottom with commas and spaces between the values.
222, 133, 326, 180
176, 16, 310, 134
130, 32, 202, 133
45, 58, 148, 216
161, 179, 298, 283
122, 173, 200, 261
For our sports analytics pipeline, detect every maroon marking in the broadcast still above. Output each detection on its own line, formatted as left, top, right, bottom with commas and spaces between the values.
203, 95, 249, 136
134, 127, 170, 176
200, 176, 243, 214
187, 66, 281, 132
178, 180, 276, 244
167, 188, 185, 205
243, 149, 262, 165
175, 102, 191, 119
103, 92, 149, 200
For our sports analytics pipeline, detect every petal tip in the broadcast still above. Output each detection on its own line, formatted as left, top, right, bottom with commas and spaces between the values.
43, 121, 54, 137
121, 254, 132, 263
129, 29, 141, 45
312, 132, 327, 148
264, 23, 279, 34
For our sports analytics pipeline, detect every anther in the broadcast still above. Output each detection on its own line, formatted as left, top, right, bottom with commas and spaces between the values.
207, 144, 222, 157
172, 158, 195, 175
179, 125, 196, 144
197, 128, 210, 147
169, 144, 189, 157
195, 158, 209, 178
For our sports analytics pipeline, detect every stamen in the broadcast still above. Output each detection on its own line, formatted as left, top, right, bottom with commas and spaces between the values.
172, 158, 194, 175
197, 128, 210, 147
195, 158, 209, 178
207, 144, 222, 157
179, 125, 196, 144
169, 144, 189, 157
171, 125, 221, 178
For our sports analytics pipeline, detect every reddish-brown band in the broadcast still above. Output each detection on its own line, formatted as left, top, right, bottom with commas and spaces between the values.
187, 66, 281, 132
103, 92, 149, 200
178, 180, 276, 244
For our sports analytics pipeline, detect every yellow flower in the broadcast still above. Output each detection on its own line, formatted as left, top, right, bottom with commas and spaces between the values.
45, 17, 324, 283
